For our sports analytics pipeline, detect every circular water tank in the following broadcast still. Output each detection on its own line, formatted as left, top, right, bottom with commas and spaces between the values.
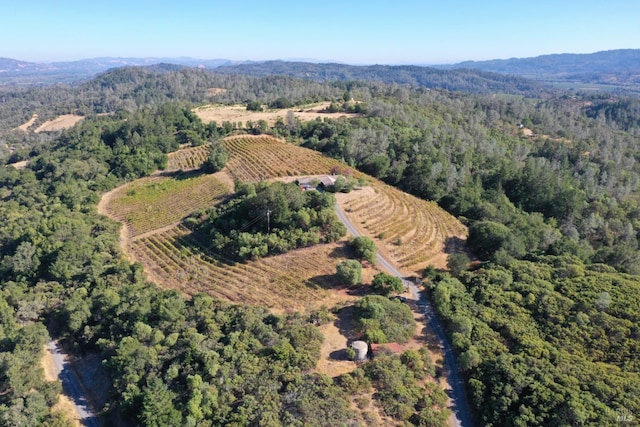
350, 340, 368, 361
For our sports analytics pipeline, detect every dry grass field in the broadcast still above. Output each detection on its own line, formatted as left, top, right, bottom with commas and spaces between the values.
193, 101, 358, 126
35, 114, 84, 132
14, 113, 84, 133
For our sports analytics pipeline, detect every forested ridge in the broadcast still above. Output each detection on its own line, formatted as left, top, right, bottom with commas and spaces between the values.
1, 66, 640, 425
215, 61, 549, 97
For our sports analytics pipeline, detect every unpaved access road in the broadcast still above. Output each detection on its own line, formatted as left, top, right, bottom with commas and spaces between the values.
335, 206, 474, 427
46, 340, 100, 427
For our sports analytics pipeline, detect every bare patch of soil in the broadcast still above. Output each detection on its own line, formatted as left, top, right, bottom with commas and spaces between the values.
8, 160, 29, 169
207, 87, 227, 96
316, 319, 356, 378
41, 344, 58, 382
334, 186, 377, 204
521, 127, 534, 137
97, 185, 135, 263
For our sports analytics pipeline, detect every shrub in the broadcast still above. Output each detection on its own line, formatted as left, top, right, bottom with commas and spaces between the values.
336, 260, 362, 286
203, 141, 229, 173
447, 253, 471, 276
246, 100, 263, 111
350, 236, 377, 264
370, 272, 404, 296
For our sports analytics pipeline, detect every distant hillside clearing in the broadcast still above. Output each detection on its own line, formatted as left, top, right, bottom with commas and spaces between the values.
193, 101, 358, 126
35, 114, 84, 132
13, 114, 38, 132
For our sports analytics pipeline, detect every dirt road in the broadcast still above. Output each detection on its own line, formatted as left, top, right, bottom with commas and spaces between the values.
46, 340, 100, 427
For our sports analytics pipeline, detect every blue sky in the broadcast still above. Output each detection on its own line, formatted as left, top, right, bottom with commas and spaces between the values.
2, 0, 639, 64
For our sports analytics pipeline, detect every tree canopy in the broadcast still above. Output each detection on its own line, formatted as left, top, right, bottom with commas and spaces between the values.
194, 181, 346, 261
370, 272, 404, 295
427, 256, 640, 425
350, 236, 377, 265
354, 295, 416, 344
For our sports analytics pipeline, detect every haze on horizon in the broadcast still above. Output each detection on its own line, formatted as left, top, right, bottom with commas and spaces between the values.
2, 0, 639, 65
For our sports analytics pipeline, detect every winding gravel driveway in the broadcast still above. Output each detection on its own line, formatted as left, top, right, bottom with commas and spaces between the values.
336, 206, 473, 427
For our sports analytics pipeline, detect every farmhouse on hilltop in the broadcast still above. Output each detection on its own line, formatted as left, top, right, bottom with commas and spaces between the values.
297, 175, 340, 191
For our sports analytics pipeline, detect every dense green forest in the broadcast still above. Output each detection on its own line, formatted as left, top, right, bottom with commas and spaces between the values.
1, 65, 640, 425
426, 257, 640, 426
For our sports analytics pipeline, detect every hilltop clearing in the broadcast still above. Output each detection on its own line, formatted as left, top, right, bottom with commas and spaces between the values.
98, 135, 466, 309
97, 132, 465, 424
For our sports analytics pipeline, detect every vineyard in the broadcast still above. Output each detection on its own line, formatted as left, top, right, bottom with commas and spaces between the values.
101, 172, 231, 238
166, 145, 210, 171
130, 224, 349, 311
223, 135, 354, 182
100, 132, 466, 309
338, 181, 467, 273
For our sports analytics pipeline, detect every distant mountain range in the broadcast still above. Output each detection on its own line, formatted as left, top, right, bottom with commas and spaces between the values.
437, 49, 640, 92
439, 49, 640, 76
1, 49, 639, 93
0, 57, 242, 84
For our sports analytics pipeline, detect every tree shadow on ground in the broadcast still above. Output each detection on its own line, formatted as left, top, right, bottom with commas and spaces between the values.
403, 298, 445, 367
328, 244, 351, 259
444, 236, 467, 254
307, 273, 337, 290
332, 305, 360, 344
329, 348, 349, 361
155, 168, 206, 179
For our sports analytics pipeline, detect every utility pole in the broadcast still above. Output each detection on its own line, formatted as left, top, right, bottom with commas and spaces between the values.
266, 210, 271, 233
